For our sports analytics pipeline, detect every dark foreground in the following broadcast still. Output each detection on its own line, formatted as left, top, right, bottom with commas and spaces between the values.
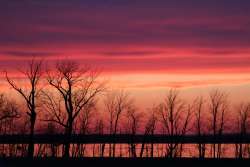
1, 158, 250, 167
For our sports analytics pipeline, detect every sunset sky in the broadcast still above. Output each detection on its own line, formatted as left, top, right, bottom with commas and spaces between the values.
1, 0, 250, 108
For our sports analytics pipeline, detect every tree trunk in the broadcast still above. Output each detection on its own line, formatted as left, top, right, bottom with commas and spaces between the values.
28, 112, 36, 158
64, 119, 73, 157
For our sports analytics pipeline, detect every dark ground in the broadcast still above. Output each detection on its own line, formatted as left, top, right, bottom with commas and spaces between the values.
0, 158, 250, 167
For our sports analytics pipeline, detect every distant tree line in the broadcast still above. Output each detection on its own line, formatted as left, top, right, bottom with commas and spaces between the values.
0, 60, 250, 158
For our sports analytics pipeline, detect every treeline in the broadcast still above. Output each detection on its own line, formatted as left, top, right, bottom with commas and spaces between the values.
0, 60, 250, 158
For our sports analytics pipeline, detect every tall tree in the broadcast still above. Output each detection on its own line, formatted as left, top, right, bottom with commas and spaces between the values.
140, 107, 157, 158
158, 89, 192, 158
45, 61, 104, 157
104, 90, 133, 157
125, 103, 141, 157
0, 94, 20, 156
193, 96, 206, 158
5, 60, 43, 157
209, 89, 228, 158
235, 103, 250, 158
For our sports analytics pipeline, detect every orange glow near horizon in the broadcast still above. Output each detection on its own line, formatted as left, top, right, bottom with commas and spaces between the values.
1, 70, 250, 111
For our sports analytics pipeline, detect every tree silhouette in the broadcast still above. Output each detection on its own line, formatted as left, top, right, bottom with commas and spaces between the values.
0, 94, 20, 156
45, 61, 104, 157
73, 102, 96, 157
5, 60, 43, 157
235, 103, 250, 158
140, 107, 157, 158
0, 94, 20, 122
193, 96, 206, 158
209, 90, 228, 158
104, 90, 133, 157
158, 89, 192, 158
125, 102, 141, 157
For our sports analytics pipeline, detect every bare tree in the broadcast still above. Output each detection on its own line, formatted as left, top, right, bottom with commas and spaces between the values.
45, 61, 104, 157
0, 94, 20, 122
73, 102, 96, 157
104, 90, 133, 157
5, 60, 43, 157
235, 103, 250, 158
125, 104, 142, 157
0, 94, 20, 156
193, 96, 206, 158
209, 89, 228, 158
140, 107, 157, 158
158, 89, 192, 158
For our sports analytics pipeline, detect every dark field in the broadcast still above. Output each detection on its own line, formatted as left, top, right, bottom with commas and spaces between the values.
0, 158, 250, 167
